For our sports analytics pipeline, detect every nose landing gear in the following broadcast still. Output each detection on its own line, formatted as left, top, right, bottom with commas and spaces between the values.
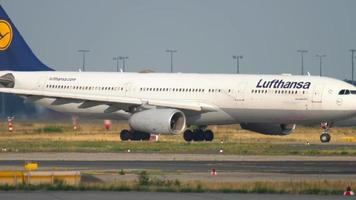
320, 122, 331, 143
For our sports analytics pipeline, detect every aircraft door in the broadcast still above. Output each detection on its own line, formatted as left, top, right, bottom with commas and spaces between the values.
36, 76, 47, 90
234, 82, 247, 102
312, 85, 324, 103
124, 82, 136, 97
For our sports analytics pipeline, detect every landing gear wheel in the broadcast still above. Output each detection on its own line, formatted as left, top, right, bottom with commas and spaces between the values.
131, 131, 151, 141
320, 133, 331, 143
120, 130, 150, 141
183, 130, 193, 142
193, 129, 205, 141
130, 131, 141, 141
120, 129, 130, 141
183, 128, 215, 142
141, 132, 151, 141
320, 122, 332, 143
204, 130, 214, 141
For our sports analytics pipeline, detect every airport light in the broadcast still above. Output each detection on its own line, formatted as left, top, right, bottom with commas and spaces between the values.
113, 56, 120, 72
316, 54, 326, 76
297, 50, 308, 75
77, 49, 90, 71
118, 56, 129, 72
166, 49, 177, 73
232, 55, 243, 74
350, 49, 356, 82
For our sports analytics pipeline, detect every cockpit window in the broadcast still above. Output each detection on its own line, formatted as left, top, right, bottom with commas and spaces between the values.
339, 89, 354, 95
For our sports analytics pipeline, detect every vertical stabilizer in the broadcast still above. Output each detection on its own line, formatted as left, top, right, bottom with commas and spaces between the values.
0, 5, 53, 71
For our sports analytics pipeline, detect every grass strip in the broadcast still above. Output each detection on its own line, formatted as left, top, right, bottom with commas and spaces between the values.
1, 140, 356, 155
0, 170, 352, 195
0, 180, 350, 195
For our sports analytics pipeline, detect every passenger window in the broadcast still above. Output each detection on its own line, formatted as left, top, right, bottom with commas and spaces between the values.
351, 90, 356, 94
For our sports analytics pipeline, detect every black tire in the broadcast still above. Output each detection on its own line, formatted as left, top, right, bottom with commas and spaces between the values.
130, 131, 142, 141
320, 133, 331, 143
142, 132, 151, 141
193, 129, 205, 141
204, 130, 214, 141
183, 130, 193, 142
120, 129, 130, 141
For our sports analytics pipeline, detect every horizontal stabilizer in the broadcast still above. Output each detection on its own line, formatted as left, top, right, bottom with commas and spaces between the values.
0, 73, 14, 88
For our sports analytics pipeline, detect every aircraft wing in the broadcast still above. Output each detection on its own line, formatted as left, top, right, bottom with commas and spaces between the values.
0, 88, 217, 113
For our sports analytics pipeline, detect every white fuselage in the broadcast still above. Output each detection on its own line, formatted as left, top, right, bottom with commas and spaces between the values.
4, 71, 356, 126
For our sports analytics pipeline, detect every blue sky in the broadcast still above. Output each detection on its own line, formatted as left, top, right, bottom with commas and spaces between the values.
2, 0, 356, 79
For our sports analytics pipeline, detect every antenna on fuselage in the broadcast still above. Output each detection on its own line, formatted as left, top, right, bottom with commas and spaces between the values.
78, 68, 82, 72
307, 72, 311, 76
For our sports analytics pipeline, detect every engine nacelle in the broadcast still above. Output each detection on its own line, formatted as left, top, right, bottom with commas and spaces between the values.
129, 108, 186, 134
240, 123, 296, 135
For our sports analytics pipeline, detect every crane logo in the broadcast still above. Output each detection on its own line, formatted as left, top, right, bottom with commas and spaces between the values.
0, 20, 12, 51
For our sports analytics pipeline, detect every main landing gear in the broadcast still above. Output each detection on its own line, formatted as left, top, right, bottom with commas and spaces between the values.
120, 129, 150, 141
183, 127, 214, 142
320, 122, 331, 143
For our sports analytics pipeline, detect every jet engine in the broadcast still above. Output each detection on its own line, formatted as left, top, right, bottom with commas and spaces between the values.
240, 123, 296, 135
129, 108, 186, 134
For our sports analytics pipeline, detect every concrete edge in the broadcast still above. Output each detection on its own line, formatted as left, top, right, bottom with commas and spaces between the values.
1, 153, 356, 161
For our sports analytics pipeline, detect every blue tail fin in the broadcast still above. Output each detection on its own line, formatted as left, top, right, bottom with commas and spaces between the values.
0, 5, 53, 71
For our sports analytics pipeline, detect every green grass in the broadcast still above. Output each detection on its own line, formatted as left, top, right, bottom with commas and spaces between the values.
0, 180, 347, 195
1, 139, 356, 155
35, 126, 64, 133
0, 170, 351, 195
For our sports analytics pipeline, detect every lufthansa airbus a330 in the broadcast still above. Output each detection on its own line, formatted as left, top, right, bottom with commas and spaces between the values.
0, 5, 355, 143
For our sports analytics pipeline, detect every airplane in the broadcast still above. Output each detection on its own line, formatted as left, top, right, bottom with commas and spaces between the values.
0, 5, 356, 143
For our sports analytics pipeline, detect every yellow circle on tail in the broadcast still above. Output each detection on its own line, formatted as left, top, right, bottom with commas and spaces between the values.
0, 20, 13, 51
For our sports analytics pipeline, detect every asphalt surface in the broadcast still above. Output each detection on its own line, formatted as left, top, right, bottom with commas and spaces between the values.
0, 191, 347, 200
1, 160, 356, 174
3, 152, 356, 161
